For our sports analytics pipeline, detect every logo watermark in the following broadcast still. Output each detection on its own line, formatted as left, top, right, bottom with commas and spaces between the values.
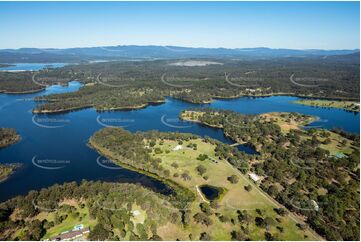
289, 73, 328, 88
96, 156, 123, 170
32, 115, 70, 129
161, 73, 202, 88
161, 114, 194, 129
32, 72, 47, 87
32, 156, 70, 170
96, 115, 135, 128
290, 197, 325, 212
96, 73, 130, 88
32, 70, 77, 87
32, 199, 58, 212
224, 72, 261, 88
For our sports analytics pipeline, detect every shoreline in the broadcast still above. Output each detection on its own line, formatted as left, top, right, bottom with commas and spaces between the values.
88, 137, 196, 204
293, 99, 360, 113
32, 99, 166, 114
0, 135, 21, 149
0, 88, 45, 94
0, 163, 22, 184
24, 90, 361, 114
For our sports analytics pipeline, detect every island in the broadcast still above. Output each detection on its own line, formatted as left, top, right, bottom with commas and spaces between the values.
0, 128, 21, 149
0, 128, 21, 183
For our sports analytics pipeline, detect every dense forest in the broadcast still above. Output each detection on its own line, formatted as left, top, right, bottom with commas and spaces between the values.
0, 181, 180, 240
0, 128, 21, 182
89, 128, 254, 209
86, 128, 317, 240
0, 57, 358, 112
180, 109, 360, 241
0, 128, 21, 149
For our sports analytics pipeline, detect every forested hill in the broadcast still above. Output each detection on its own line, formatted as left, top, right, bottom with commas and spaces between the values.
0, 45, 359, 63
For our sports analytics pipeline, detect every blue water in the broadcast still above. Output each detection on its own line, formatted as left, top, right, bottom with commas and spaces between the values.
211, 96, 360, 133
0, 63, 67, 71
0, 82, 359, 201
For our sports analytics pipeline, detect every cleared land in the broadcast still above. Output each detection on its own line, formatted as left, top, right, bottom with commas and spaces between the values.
89, 127, 320, 240
180, 109, 359, 241
150, 138, 319, 240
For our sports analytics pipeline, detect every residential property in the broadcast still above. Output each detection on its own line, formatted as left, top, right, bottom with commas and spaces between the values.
310, 200, 319, 212
249, 172, 260, 182
172, 145, 183, 151
50, 226, 90, 241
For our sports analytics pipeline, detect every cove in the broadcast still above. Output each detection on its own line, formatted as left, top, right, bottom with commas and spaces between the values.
0, 82, 359, 202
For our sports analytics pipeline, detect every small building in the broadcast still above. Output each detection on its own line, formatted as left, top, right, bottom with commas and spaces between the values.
334, 152, 347, 159
310, 200, 319, 212
249, 173, 260, 182
50, 227, 90, 241
132, 210, 140, 216
173, 145, 183, 151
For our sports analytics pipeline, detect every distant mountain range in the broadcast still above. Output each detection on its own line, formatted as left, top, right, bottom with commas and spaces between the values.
0, 45, 359, 63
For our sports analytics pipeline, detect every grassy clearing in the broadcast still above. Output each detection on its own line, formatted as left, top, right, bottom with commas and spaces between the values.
294, 99, 360, 112
309, 130, 357, 156
42, 201, 97, 240
147, 138, 318, 240
260, 112, 316, 134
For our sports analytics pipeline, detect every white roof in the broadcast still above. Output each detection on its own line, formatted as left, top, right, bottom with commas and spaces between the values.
173, 145, 183, 151
249, 173, 260, 181
132, 210, 141, 216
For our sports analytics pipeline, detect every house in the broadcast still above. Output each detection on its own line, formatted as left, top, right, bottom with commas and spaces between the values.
249, 173, 260, 182
173, 145, 183, 151
310, 200, 319, 211
50, 227, 90, 241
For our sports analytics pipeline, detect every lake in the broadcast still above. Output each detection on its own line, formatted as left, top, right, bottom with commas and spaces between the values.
0, 81, 359, 201
0, 63, 67, 71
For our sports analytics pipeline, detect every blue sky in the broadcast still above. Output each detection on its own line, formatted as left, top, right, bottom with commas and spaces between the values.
0, 1, 359, 49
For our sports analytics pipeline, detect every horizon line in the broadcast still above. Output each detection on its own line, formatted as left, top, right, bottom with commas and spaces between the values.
0, 44, 359, 51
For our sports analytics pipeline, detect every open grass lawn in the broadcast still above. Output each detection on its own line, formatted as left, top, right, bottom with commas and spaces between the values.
294, 99, 360, 112
260, 112, 316, 134
317, 131, 357, 156
42, 201, 97, 240
148, 138, 319, 240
